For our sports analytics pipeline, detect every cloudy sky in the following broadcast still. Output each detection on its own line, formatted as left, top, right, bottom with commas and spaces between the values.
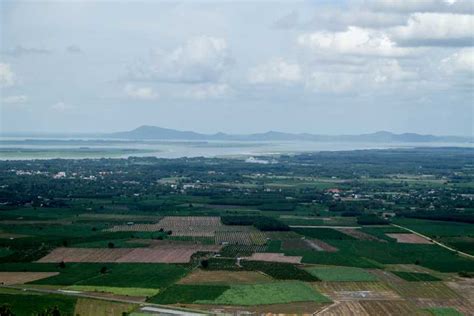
0, 0, 473, 136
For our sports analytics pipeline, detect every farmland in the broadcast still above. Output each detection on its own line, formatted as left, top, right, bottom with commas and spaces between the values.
0, 148, 473, 315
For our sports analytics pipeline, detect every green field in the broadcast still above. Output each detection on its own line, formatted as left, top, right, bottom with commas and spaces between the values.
391, 271, 442, 282
66, 285, 160, 297
0, 292, 77, 316
0, 263, 188, 289
425, 307, 463, 316
305, 266, 378, 282
291, 228, 356, 240
149, 284, 229, 304
150, 281, 331, 306
204, 281, 331, 305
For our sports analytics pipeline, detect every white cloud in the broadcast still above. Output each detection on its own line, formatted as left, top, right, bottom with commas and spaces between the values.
365, 0, 474, 14
50, 101, 74, 112
392, 13, 474, 46
124, 84, 159, 100
441, 48, 474, 73
306, 59, 417, 93
130, 36, 233, 84
248, 58, 302, 84
1, 95, 28, 104
185, 83, 230, 99
298, 26, 409, 57
0, 63, 15, 87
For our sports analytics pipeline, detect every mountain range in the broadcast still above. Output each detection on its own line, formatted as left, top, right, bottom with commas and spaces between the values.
107, 125, 472, 143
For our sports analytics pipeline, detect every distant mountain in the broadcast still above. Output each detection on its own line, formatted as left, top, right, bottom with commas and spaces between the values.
107, 125, 472, 143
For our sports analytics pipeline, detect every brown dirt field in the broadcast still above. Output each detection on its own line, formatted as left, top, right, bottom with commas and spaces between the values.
74, 298, 135, 316
318, 301, 369, 316
308, 239, 338, 252
386, 233, 432, 244
0, 272, 59, 285
37, 245, 221, 263
314, 281, 400, 301
336, 228, 385, 242
282, 239, 315, 251
178, 270, 274, 285
411, 298, 474, 316
358, 300, 429, 316
184, 302, 329, 315
241, 252, 302, 264
446, 278, 474, 302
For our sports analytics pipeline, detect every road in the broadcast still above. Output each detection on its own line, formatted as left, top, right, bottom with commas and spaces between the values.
391, 224, 474, 260
0, 284, 210, 315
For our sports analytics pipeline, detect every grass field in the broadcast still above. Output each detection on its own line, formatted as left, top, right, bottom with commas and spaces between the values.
391, 271, 442, 282
305, 266, 378, 282
205, 281, 331, 306
0, 292, 77, 316
392, 218, 474, 237
151, 281, 331, 306
67, 285, 160, 297
425, 307, 463, 316
149, 284, 229, 304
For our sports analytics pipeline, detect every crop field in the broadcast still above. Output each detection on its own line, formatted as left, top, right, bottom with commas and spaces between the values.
0, 292, 77, 316
336, 228, 386, 242
178, 269, 273, 285
240, 260, 319, 281
391, 271, 441, 282
74, 298, 136, 316
387, 233, 433, 244
207, 281, 331, 306
314, 281, 400, 301
280, 238, 340, 252
66, 285, 160, 297
18, 263, 188, 289
424, 307, 464, 316
215, 231, 267, 245
149, 284, 230, 304
219, 244, 267, 257
291, 228, 356, 240
305, 266, 378, 282
151, 281, 330, 306
0, 272, 59, 285
242, 252, 302, 264
37, 244, 220, 263
1, 149, 473, 315
358, 301, 428, 316
106, 216, 222, 237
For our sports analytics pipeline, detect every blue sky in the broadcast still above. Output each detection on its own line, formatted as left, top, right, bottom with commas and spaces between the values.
0, 0, 473, 136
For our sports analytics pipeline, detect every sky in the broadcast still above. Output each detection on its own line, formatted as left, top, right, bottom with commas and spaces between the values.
0, 0, 473, 136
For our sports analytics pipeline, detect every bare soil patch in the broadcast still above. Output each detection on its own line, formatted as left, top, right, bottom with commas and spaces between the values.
241, 252, 302, 264
178, 270, 273, 285
337, 228, 385, 242
37, 244, 221, 264
0, 272, 59, 285
386, 233, 432, 244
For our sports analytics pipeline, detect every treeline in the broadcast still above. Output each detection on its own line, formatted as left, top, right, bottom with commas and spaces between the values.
221, 215, 289, 231
400, 212, 474, 224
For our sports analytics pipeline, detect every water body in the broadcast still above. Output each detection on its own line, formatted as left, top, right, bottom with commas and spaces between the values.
0, 137, 472, 160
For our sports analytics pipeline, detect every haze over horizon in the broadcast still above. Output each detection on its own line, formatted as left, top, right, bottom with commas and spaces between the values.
1, 0, 473, 136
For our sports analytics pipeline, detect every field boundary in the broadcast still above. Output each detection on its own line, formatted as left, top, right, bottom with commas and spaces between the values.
391, 224, 474, 260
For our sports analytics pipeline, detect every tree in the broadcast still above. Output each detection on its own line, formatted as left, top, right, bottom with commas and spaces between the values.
100, 266, 108, 274
108, 242, 115, 249
200, 259, 209, 269
0, 304, 14, 316
58, 261, 66, 269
